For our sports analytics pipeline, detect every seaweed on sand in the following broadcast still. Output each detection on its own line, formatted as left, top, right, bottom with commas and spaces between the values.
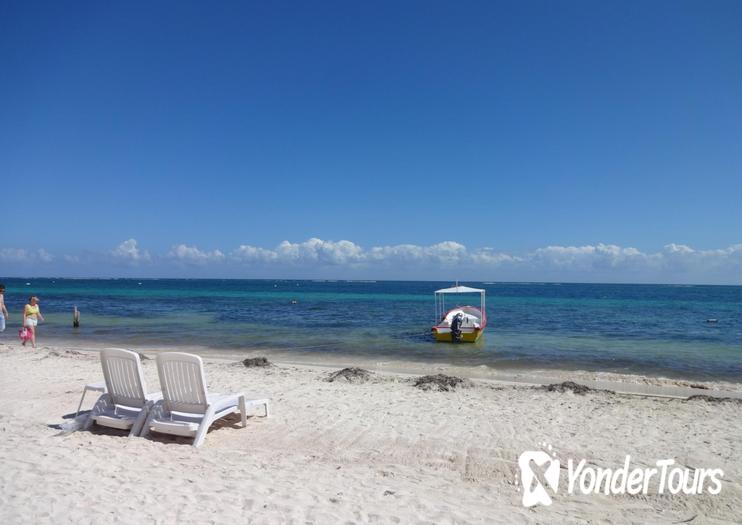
242, 357, 272, 368
685, 394, 742, 405
542, 381, 614, 395
414, 374, 471, 392
327, 367, 372, 383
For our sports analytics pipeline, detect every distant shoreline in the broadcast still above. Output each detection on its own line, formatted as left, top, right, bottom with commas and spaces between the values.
2, 276, 742, 287
14, 336, 742, 392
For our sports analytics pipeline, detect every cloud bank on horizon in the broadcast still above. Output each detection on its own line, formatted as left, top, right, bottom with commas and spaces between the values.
2, 238, 742, 284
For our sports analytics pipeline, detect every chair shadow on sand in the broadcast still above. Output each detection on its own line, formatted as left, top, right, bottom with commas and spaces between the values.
49, 411, 247, 446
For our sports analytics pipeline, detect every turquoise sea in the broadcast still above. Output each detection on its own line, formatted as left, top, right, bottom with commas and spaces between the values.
1, 278, 740, 381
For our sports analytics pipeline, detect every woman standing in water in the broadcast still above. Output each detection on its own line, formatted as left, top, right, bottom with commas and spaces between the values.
22, 296, 44, 348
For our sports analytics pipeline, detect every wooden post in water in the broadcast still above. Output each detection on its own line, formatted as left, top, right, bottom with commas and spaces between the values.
73, 306, 80, 328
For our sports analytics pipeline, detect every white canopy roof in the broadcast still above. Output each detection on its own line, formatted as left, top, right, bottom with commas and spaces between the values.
434, 285, 485, 294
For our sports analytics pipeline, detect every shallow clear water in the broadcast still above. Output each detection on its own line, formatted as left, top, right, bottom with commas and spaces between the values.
2, 278, 741, 381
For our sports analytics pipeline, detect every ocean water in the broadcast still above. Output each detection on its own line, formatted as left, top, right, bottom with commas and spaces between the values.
1, 278, 741, 381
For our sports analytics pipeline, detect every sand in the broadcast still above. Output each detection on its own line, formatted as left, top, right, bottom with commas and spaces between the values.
1, 341, 740, 524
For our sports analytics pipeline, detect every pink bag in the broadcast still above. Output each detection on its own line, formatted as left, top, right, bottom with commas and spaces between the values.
19, 327, 32, 342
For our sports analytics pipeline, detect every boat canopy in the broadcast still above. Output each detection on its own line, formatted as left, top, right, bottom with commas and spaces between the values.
434, 285, 486, 323
434, 285, 485, 294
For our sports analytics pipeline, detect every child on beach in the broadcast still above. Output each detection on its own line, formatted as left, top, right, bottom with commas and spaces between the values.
22, 296, 44, 348
0, 284, 8, 332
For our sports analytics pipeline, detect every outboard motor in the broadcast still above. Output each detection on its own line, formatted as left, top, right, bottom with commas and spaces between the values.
451, 313, 464, 343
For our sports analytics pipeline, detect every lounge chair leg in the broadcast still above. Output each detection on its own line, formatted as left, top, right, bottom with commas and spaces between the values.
239, 396, 247, 427
140, 415, 152, 439
130, 401, 152, 437
193, 406, 215, 447
264, 401, 270, 418
140, 401, 163, 438
76, 390, 87, 417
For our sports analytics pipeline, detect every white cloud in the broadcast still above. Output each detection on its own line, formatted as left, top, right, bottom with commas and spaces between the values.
111, 239, 151, 263
226, 238, 742, 279
660, 243, 742, 273
37, 249, 54, 263
276, 238, 365, 264
0, 248, 54, 263
168, 244, 225, 264
664, 243, 695, 255
232, 239, 478, 267
367, 241, 475, 266
4, 238, 742, 283
0, 248, 30, 262
470, 248, 523, 265
530, 243, 653, 270
233, 238, 365, 265
232, 244, 278, 262
366, 243, 426, 262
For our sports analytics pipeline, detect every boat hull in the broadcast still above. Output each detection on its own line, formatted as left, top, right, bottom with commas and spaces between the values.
432, 328, 484, 343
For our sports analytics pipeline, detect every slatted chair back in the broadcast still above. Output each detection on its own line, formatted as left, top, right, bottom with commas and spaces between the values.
100, 348, 147, 408
156, 352, 210, 414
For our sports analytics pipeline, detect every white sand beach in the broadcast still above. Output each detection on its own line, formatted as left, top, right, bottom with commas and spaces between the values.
1, 341, 740, 524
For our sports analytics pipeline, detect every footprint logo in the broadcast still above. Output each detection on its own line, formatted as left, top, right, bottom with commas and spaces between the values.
518, 448, 561, 507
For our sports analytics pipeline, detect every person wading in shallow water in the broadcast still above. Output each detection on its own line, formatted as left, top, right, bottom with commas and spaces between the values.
22, 296, 44, 348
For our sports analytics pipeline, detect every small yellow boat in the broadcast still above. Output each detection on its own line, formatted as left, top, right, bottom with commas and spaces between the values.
431, 285, 487, 343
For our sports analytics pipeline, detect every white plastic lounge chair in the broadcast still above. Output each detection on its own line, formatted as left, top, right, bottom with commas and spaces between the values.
142, 352, 269, 447
85, 348, 162, 437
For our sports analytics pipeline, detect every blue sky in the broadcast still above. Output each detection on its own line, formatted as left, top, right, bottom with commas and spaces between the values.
1, 1, 741, 282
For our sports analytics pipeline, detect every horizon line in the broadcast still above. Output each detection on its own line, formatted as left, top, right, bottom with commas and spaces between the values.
1, 275, 740, 288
